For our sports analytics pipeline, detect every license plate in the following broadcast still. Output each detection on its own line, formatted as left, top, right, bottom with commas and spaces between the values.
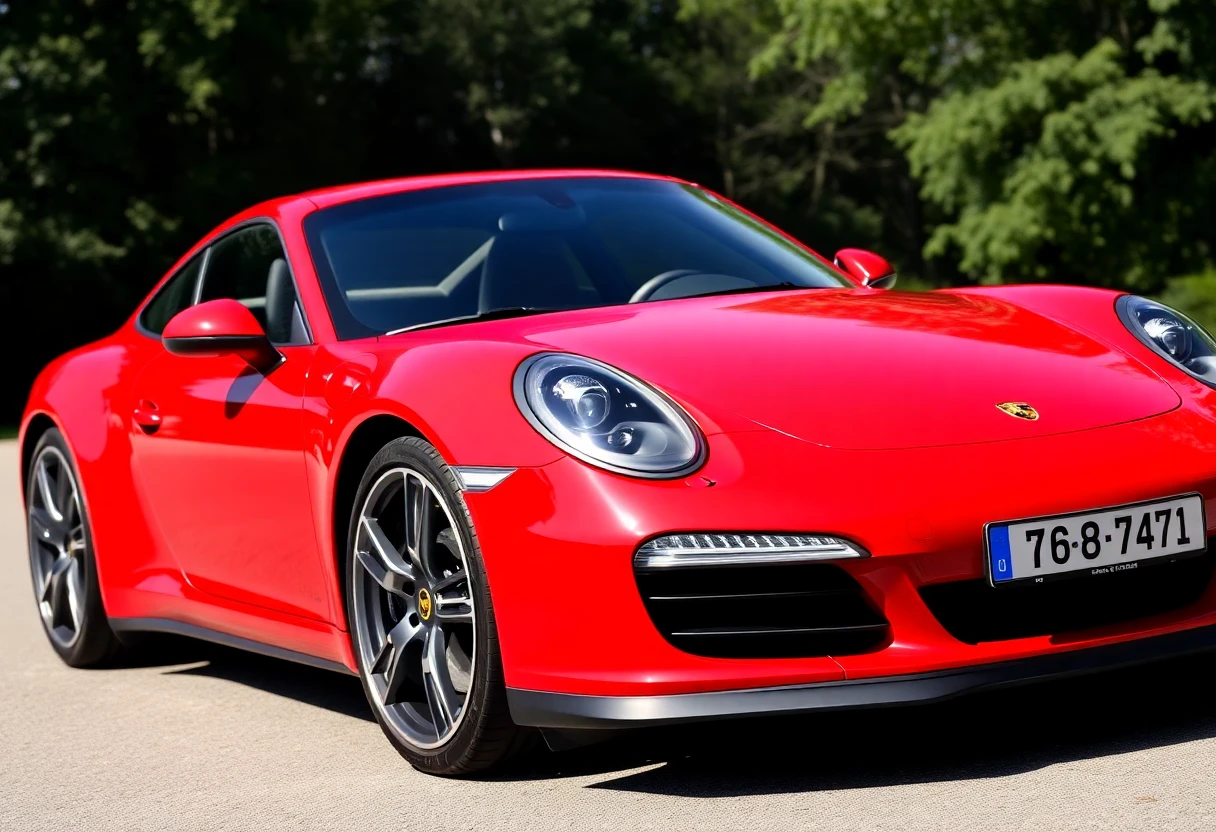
986, 494, 1206, 585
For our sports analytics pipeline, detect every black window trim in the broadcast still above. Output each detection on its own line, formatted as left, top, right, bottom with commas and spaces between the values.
134, 217, 314, 346
135, 246, 210, 339
190, 246, 213, 306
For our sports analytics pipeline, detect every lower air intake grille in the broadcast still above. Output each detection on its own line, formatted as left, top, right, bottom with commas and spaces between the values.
920, 546, 1216, 645
634, 562, 889, 659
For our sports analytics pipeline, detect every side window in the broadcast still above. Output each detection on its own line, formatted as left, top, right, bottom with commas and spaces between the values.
199, 224, 308, 345
140, 251, 205, 335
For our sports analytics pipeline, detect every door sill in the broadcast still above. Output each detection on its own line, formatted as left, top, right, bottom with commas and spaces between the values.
109, 617, 355, 675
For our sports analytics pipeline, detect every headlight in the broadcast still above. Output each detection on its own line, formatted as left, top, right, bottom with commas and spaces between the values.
1118, 296, 1216, 387
513, 353, 706, 477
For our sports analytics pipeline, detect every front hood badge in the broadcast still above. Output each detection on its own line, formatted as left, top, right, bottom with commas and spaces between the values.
996, 402, 1039, 421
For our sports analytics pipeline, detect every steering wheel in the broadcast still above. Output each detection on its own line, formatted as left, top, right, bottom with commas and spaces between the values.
629, 269, 762, 303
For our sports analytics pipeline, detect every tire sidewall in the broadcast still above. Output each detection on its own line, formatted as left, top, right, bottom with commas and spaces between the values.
344, 437, 502, 774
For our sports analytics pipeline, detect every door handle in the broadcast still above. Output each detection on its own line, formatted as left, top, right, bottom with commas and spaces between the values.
133, 400, 162, 434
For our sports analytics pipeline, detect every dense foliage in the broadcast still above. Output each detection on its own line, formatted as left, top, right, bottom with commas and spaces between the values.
2, 0, 1214, 420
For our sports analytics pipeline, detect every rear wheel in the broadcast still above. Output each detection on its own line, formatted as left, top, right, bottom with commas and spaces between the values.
26, 428, 122, 666
346, 437, 531, 775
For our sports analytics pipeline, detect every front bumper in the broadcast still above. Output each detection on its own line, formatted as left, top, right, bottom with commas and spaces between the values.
465, 402, 1216, 706
506, 622, 1216, 728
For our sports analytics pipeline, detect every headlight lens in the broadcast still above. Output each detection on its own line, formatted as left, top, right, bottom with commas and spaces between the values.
513, 353, 706, 477
1118, 296, 1216, 387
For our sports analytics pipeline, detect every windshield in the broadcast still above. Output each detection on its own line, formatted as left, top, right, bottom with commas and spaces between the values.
302, 177, 848, 338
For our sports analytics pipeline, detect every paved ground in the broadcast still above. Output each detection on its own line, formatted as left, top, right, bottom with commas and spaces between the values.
3, 440, 1216, 830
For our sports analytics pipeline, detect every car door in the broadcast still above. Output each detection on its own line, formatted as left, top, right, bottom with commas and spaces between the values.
129, 222, 332, 622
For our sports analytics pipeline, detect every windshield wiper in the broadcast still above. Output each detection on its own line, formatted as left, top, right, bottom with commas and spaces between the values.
386, 306, 567, 335
682, 281, 803, 300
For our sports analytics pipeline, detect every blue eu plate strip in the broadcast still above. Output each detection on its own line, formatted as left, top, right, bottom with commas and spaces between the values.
988, 525, 1013, 583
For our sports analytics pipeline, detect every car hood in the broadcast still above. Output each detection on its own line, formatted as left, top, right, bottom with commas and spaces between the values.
515, 289, 1180, 450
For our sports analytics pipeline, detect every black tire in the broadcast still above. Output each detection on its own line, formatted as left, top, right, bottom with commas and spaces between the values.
345, 437, 533, 776
25, 428, 123, 667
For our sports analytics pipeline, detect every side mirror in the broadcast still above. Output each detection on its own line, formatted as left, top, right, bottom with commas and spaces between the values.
162, 299, 282, 372
834, 248, 897, 289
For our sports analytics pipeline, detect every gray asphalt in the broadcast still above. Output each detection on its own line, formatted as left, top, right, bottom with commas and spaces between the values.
3, 439, 1216, 830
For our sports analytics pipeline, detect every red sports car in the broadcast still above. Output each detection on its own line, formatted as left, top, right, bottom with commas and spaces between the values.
21, 170, 1216, 775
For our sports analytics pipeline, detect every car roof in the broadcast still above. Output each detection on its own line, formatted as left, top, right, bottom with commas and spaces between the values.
295, 168, 686, 209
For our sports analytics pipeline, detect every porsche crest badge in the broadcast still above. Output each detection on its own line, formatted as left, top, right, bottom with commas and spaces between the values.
996, 402, 1039, 421
417, 588, 433, 620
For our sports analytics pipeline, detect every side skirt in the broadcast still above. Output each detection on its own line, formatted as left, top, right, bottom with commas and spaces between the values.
109, 617, 355, 675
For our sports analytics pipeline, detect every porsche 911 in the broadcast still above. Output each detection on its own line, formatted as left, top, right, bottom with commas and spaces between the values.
21, 170, 1216, 775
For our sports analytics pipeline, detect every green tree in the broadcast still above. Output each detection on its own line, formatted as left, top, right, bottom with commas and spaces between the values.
688, 0, 1216, 289
7, 0, 1216, 424
0, 0, 732, 420
681, 0, 910, 271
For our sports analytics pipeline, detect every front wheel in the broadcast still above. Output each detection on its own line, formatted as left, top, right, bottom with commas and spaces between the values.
346, 437, 531, 775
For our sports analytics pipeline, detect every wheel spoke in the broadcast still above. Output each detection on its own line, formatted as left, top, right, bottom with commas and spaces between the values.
404, 473, 430, 577
56, 465, 74, 524
434, 606, 473, 624
375, 616, 424, 707
434, 572, 473, 624
29, 506, 61, 541
48, 556, 73, 629
35, 462, 62, 522
380, 641, 411, 707
65, 559, 83, 631
39, 566, 54, 606
417, 501, 435, 578
356, 516, 414, 594
422, 627, 459, 735
432, 570, 466, 594
67, 524, 86, 555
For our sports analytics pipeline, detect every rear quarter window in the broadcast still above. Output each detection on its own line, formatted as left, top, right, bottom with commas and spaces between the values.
140, 252, 204, 335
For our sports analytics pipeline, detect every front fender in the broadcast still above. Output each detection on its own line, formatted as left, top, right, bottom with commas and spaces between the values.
314, 339, 566, 470
303, 339, 567, 632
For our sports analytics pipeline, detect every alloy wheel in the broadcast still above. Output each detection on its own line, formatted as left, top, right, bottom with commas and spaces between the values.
351, 467, 477, 749
27, 446, 87, 649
